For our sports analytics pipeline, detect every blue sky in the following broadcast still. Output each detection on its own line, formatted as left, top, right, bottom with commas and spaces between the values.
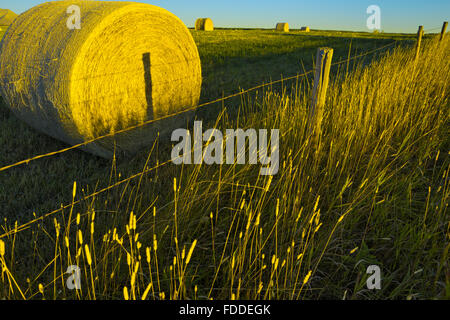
1, 0, 448, 33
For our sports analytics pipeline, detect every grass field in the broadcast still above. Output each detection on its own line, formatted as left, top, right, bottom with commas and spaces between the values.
0, 29, 448, 300
0, 29, 419, 218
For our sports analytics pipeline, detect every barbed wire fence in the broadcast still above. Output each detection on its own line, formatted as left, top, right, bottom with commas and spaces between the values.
0, 40, 399, 173
2, 32, 442, 239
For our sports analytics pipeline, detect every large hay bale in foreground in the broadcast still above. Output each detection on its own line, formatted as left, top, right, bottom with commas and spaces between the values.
195, 18, 214, 31
0, 9, 17, 26
301, 26, 310, 32
0, 1, 202, 158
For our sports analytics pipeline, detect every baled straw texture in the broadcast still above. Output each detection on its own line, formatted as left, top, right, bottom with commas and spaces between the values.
0, 9, 17, 26
195, 18, 214, 31
0, 1, 202, 158
276, 23, 289, 32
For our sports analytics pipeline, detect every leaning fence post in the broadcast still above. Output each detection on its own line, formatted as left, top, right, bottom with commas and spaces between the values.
440, 21, 448, 42
415, 26, 424, 61
309, 47, 333, 140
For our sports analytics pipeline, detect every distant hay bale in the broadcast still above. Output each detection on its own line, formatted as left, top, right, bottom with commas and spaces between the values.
0, 1, 202, 158
0, 9, 17, 26
195, 18, 214, 31
301, 26, 310, 32
276, 23, 289, 32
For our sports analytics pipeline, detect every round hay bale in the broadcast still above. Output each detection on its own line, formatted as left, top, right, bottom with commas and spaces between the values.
0, 9, 17, 26
276, 23, 289, 32
195, 18, 214, 31
0, 1, 202, 158
301, 26, 310, 32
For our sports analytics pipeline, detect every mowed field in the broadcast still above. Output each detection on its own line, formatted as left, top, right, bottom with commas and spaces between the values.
0, 28, 448, 300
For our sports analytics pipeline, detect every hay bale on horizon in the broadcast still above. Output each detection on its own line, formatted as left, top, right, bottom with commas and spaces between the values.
0, 1, 202, 158
0, 9, 17, 26
301, 26, 310, 32
195, 18, 214, 31
276, 22, 289, 32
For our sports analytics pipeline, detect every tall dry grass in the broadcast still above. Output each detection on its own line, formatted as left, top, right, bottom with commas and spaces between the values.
0, 36, 448, 300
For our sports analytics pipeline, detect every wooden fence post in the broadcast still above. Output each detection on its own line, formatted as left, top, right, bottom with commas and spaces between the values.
415, 26, 424, 61
440, 21, 448, 42
309, 47, 333, 139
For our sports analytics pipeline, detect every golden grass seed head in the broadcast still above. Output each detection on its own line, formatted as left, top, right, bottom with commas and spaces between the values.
257, 282, 263, 294
85, 245, 92, 266
240, 199, 246, 210
0, 239, 5, 257
142, 283, 152, 300
350, 247, 359, 254
185, 240, 197, 265
255, 213, 260, 227
128, 212, 136, 230
303, 270, 312, 284
314, 223, 323, 233
78, 230, 83, 245
53, 218, 60, 237
295, 207, 304, 223
72, 181, 77, 199
146, 247, 151, 264
76, 247, 82, 259
153, 235, 158, 252
265, 176, 273, 192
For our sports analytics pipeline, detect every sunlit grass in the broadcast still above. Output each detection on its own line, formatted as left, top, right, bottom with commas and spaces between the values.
0, 35, 448, 300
